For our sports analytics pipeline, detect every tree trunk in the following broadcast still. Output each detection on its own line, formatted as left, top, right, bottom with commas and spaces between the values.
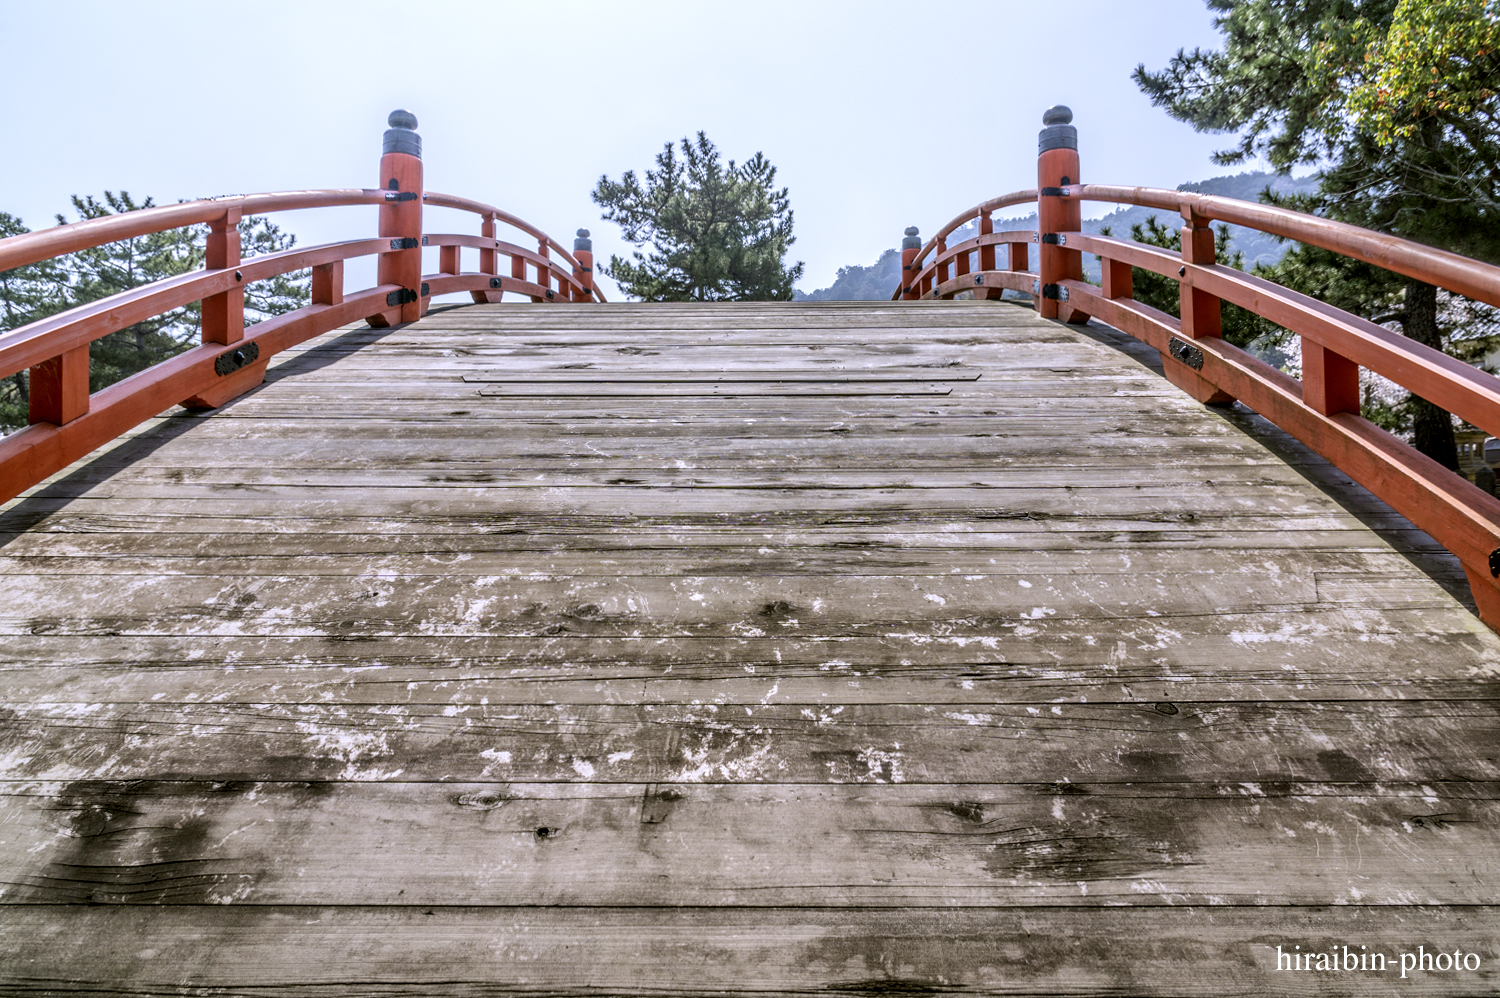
1401, 278, 1459, 471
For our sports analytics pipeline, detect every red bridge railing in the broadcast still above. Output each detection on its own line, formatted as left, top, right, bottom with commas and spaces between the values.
895, 106, 1500, 629
0, 109, 602, 506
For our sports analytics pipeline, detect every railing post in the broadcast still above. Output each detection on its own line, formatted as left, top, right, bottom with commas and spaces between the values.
202, 206, 244, 345
535, 239, 551, 303
1303, 343, 1361, 416
375, 109, 423, 326
1101, 256, 1132, 300
28, 346, 89, 425
311, 261, 343, 306
900, 227, 920, 300
1036, 105, 1087, 324
1179, 209, 1221, 339
573, 229, 594, 302
1172, 207, 1235, 405
473, 214, 498, 303
934, 236, 948, 298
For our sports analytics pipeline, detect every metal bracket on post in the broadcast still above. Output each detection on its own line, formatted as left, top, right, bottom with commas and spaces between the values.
214, 341, 261, 377
1040, 233, 1066, 245
1168, 337, 1205, 370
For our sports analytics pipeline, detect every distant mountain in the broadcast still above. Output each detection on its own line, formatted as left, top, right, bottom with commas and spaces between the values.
793, 171, 1321, 300
794, 248, 901, 302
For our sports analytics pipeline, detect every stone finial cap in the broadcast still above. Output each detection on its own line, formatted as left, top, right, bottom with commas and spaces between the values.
1039, 104, 1077, 154
902, 226, 922, 251
383, 109, 422, 159
574, 229, 593, 252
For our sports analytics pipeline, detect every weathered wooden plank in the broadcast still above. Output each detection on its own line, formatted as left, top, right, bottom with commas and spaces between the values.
3, 780, 1496, 907
0, 607, 1492, 704
0, 904, 1495, 996
3, 700, 1498, 784
0, 544, 1426, 579
461, 369, 985, 382
0, 569, 1375, 638
473, 383, 957, 397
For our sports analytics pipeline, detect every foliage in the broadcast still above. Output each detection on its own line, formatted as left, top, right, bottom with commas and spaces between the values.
0, 192, 309, 433
1133, 0, 1500, 469
796, 249, 901, 302
1328, 0, 1500, 213
592, 132, 803, 301
61, 192, 207, 393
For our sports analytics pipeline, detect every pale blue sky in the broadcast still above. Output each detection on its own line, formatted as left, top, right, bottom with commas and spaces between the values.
3, 0, 1239, 298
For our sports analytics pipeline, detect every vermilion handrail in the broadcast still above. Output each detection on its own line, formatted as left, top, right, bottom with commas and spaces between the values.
892, 105, 1500, 632
0, 110, 603, 508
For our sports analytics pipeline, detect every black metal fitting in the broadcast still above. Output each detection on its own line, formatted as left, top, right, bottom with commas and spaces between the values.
390, 237, 419, 250
386, 289, 418, 307
1169, 337, 1205, 370
384, 191, 417, 203
214, 341, 259, 377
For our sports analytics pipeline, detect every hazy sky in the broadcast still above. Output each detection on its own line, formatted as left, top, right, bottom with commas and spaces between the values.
3, 0, 1240, 299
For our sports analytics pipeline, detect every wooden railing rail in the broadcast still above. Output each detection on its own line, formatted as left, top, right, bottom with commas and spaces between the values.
0, 109, 602, 507
892, 105, 1500, 630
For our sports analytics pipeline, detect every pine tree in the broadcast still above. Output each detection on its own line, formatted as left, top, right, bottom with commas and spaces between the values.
1134, 0, 1500, 468
0, 193, 311, 433
592, 132, 804, 301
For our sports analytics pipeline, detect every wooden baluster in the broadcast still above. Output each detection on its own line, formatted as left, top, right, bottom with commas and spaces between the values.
1101, 256, 1132, 300
975, 213, 997, 299
28, 345, 89, 426
1166, 206, 1235, 404
1036, 104, 1087, 324
202, 206, 244, 345
934, 237, 947, 298
440, 244, 460, 278
473, 214, 498, 304
1009, 238, 1028, 279
900, 226, 920, 300
535, 239, 551, 303
1303, 342, 1360, 415
1179, 209, 1221, 340
373, 109, 423, 327
312, 261, 343, 306
572, 229, 594, 302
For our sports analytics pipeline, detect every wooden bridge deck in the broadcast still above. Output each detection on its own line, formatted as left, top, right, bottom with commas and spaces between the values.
2, 300, 1498, 994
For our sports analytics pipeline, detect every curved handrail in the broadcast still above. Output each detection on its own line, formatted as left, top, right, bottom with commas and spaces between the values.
1074, 184, 1500, 309
422, 191, 595, 284
0, 190, 390, 274
894, 173, 1500, 630
0, 173, 603, 507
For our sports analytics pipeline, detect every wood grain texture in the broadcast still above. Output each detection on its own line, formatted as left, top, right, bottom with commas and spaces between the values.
1, 300, 1497, 994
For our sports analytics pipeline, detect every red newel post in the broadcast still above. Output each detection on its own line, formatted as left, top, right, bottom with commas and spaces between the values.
28, 346, 89, 425
376, 109, 423, 325
202, 206, 244, 345
573, 229, 594, 302
1170, 207, 1236, 405
1036, 105, 1087, 323
900, 226, 921, 300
